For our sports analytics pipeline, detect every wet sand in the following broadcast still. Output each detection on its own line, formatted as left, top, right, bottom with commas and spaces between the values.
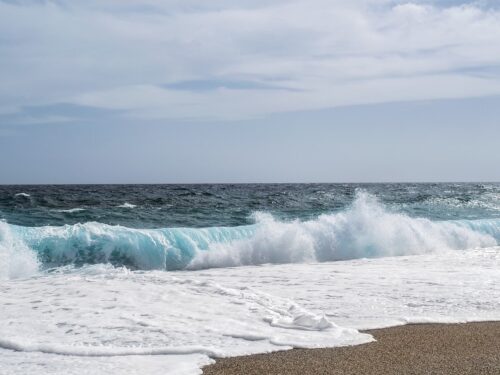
203, 322, 500, 375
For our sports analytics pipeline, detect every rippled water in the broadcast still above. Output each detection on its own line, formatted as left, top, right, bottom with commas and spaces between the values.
1, 183, 499, 228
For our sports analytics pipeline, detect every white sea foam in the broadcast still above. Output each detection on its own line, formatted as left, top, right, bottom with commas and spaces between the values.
0, 264, 372, 372
0, 338, 221, 357
0, 222, 38, 280
0, 348, 211, 375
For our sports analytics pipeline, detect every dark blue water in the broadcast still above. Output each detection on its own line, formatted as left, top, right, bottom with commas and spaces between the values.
1, 183, 499, 228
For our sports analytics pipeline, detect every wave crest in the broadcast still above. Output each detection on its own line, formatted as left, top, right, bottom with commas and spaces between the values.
189, 192, 497, 269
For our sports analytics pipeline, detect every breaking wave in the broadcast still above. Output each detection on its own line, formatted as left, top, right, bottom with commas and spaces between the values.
0, 192, 499, 275
0, 221, 39, 280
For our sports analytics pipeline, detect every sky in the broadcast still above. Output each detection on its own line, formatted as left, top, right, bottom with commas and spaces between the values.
0, 0, 500, 183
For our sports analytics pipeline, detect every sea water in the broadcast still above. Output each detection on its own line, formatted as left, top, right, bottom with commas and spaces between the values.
1, 183, 500, 374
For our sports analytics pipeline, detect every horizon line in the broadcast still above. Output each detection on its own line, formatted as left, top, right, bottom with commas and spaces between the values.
1, 181, 499, 186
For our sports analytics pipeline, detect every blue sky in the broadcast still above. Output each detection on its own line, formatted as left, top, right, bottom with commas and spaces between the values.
0, 0, 499, 183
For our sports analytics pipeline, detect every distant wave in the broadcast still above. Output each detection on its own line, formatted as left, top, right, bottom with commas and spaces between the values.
117, 203, 137, 209
0, 192, 499, 276
14, 193, 30, 198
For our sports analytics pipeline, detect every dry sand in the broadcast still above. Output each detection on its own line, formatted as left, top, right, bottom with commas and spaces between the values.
203, 322, 500, 375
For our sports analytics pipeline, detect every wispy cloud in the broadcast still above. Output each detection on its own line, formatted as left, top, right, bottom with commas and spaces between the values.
1, 0, 500, 121
162, 79, 301, 92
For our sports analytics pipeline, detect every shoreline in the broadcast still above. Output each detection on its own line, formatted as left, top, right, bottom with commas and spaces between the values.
203, 322, 500, 374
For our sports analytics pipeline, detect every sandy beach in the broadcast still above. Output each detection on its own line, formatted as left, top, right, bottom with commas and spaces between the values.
203, 322, 500, 375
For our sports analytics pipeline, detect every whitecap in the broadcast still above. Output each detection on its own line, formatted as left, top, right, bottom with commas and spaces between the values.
117, 203, 137, 209
54, 208, 86, 213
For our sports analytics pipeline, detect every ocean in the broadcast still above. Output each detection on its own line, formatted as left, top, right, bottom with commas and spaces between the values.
1, 183, 500, 374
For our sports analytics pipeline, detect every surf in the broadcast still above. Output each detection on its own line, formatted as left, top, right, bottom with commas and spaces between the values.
0, 192, 499, 276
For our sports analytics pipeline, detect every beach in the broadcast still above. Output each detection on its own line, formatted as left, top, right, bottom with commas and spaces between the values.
204, 322, 500, 375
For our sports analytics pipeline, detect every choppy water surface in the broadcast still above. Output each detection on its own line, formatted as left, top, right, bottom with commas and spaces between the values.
1, 183, 499, 228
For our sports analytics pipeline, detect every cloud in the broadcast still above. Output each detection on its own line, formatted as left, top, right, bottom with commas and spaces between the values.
1, 0, 500, 121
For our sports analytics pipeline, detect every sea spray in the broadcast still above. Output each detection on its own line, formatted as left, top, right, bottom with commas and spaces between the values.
189, 192, 498, 269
